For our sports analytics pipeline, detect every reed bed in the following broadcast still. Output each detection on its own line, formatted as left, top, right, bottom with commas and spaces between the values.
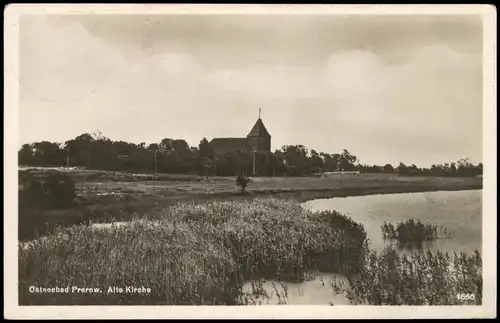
381, 219, 451, 247
19, 198, 367, 305
19, 199, 482, 306
331, 246, 482, 305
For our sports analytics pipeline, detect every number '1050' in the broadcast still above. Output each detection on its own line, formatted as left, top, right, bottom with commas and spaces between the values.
457, 293, 475, 301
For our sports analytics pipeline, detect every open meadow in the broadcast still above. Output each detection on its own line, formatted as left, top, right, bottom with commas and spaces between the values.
18, 167, 482, 242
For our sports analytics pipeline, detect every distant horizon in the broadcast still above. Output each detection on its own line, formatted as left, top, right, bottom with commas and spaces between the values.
19, 14, 483, 168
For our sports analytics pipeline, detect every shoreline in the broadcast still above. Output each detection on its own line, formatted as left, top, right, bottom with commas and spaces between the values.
19, 184, 482, 247
186, 182, 483, 204
18, 178, 482, 242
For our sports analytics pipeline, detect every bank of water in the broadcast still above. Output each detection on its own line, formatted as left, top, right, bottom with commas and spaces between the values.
21, 190, 481, 304
244, 190, 482, 305
304, 189, 482, 255
240, 272, 351, 305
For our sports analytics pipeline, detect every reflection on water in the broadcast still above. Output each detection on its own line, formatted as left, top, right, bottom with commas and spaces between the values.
304, 190, 482, 255
241, 272, 350, 305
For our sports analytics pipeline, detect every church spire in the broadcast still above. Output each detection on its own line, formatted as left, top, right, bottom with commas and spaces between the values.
259, 108, 261, 119
247, 115, 270, 138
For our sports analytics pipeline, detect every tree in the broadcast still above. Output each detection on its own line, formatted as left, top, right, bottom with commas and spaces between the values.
213, 154, 230, 176
160, 138, 174, 152
409, 164, 419, 176
456, 158, 477, 177
170, 139, 189, 152
18, 144, 34, 166
282, 145, 312, 176
65, 133, 95, 168
430, 164, 442, 177
147, 143, 163, 174
163, 139, 193, 173
271, 150, 287, 176
253, 151, 273, 176
309, 149, 324, 172
200, 157, 213, 177
321, 153, 340, 172
221, 149, 249, 176
397, 162, 408, 175
198, 138, 214, 159
90, 134, 115, 170
383, 164, 394, 174
339, 149, 357, 171
31, 141, 65, 166
198, 138, 214, 175
450, 162, 457, 176
477, 163, 483, 175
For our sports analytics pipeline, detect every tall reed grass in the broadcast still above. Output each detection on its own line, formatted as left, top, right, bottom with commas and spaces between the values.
331, 246, 482, 305
19, 198, 367, 305
19, 199, 482, 306
381, 219, 451, 249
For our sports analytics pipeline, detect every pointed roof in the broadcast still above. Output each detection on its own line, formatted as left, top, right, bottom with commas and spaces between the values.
247, 118, 270, 137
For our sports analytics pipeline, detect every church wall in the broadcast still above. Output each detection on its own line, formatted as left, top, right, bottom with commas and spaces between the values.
247, 134, 271, 152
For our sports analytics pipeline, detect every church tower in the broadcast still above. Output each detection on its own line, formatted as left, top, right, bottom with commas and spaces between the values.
247, 109, 271, 152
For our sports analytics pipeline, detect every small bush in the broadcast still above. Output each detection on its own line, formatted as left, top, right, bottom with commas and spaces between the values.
19, 171, 76, 240
236, 176, 251, 193
19, 171, 76, 210
381, 219, 447, 247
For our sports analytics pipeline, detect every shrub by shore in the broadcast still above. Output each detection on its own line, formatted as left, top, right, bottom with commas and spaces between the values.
381, 219, 448, 246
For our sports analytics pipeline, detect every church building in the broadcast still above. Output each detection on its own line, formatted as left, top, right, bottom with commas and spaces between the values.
210, 112, 271, 155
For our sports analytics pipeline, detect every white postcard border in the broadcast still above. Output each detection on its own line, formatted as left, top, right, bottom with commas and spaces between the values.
4, 4, 497, 319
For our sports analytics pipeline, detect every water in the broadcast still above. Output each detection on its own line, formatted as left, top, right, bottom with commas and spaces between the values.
244, 190, 482, 305
304, 189, 482, 255
241, 272, 350, 305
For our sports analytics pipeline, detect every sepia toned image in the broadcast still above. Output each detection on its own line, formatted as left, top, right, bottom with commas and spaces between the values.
4, 4, 497, 319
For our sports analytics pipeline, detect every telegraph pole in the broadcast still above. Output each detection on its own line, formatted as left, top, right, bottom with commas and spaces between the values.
151, 146, 164, 176
66, 147, 70, 168
154, 151, 157, 175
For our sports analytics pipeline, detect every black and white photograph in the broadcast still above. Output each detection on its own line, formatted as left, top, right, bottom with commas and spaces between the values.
4, 4, 496, 319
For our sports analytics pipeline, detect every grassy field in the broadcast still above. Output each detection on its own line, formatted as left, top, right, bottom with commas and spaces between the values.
22, 167, 482, 201
18, 167, 482, 241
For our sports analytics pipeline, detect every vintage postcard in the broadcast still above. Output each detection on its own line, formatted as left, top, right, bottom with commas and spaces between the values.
4, 4, 497, 319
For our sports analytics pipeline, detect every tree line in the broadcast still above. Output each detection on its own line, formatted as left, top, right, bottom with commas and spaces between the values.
18, 132, 482, 177
389, 160, 482, 177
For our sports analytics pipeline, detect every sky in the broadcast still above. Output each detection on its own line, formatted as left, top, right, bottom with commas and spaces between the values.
19, 14, 483, 167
